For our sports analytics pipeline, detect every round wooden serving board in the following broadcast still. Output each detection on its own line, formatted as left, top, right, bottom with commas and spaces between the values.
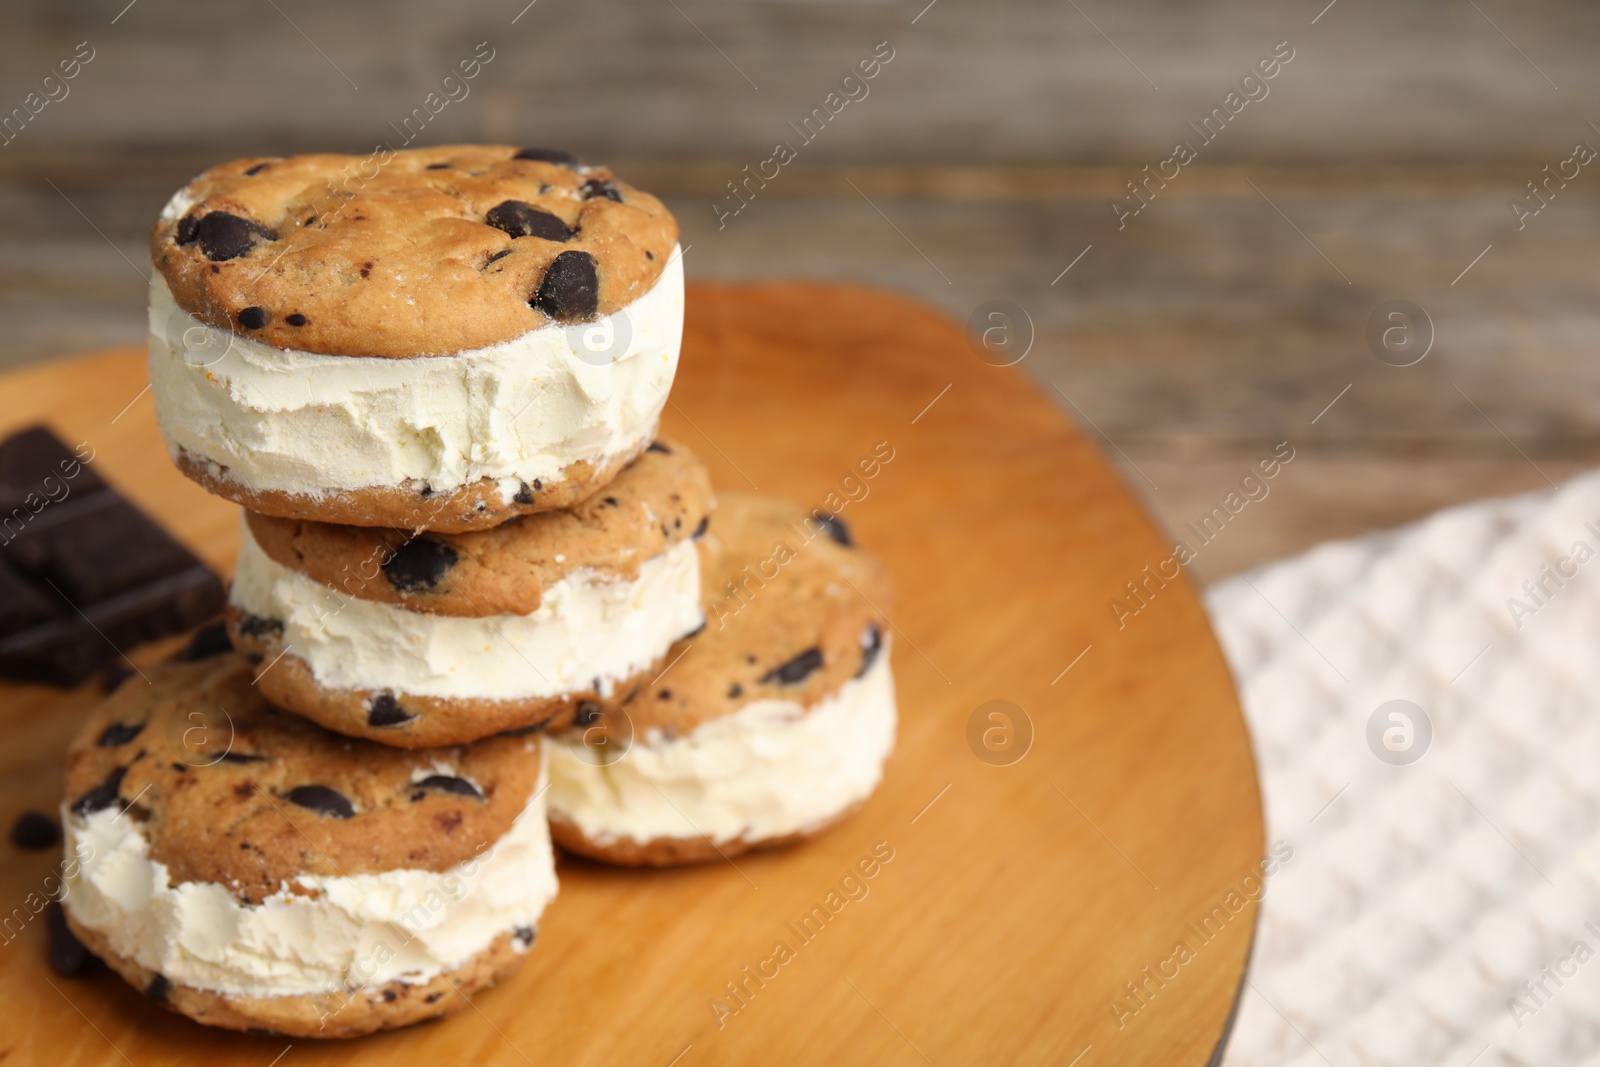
0, 283, 1262, 1066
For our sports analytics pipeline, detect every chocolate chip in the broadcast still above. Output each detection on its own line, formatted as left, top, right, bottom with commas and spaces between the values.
513, 147, 580, 165
813, 511, 852, 547
383, 538, 459, 594
425, 992, 443, 1004
10, 810, 59, 850
195, 211, 274, 262
178, 620, 232, 661
413, 775, 482, 799
603, 496, 619, 507
71, 766, 126, 816
97, 721, 144, 748
727, 683, 743, 699
145, 974, 171, 1002
484, 249, 513, 269
237, 306, 269, 330
367, 693, 415, 728
285, 785, 354, 818
658, 690, 672, 701
171, 762, 187, 773
175, 212, 202, 246
47, 901, 98, 978
382, 989, 397, 1002
692, 516, 709, 539
645, 250, 655, 261
360, 261, 373, 278
532, 251, 599, 322
762, 648, 823, 686
512, 481, 535, 505
486, 200, 573, 241
219, 751, 265, 764
243, 162, 271, 176
574, 700, 602, 726
425, 162, 451, 170
513, 926, 537, 947
579, 178, 623, 202
647, 441, 672, 454
285, 313, 308, 327
857, 624, 883, 677
237, 613, 284, 639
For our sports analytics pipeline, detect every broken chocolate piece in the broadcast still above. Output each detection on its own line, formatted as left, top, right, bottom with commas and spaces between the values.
762, 648, 823, 686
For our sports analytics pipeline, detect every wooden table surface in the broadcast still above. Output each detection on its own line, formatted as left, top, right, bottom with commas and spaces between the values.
0, 283, 1262, 1065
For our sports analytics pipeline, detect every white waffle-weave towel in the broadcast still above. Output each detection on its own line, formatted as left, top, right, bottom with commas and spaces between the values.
1210, 470, 1600, 1067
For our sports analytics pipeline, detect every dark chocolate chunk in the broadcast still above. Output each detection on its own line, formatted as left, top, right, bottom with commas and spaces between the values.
579, 178, 622, 202
413, 775, 482, 799
178, 621, 232, 661
145, 974, 171, 1001
284, 785, 355, 819
513, 925, 537, 947
47, 900, 99, 978
10, 810, 60, 850
195, 212, 274, 262
285, 313, 308, 327
382, 538, 459, 594
857, 624, 883, 677
175, 212, 202, 245
813, 511, 852, 547
367, 693, 415, 728
691, 516, 709, 539
513, 147, 580, 165
485, 200, 573, 241
646, 441, 672, 455
603, 496, 619, 507
236, 306, 269, 330
0, 428, 225, 686
236, 613, 284, 639
71, 766, 127, 816
512, 481, 535, 505
532, 251, 599, 322
97, 721, 144, 748
762, 647, 823, 686
484, 249, 513, 268
243, 162, 271, 176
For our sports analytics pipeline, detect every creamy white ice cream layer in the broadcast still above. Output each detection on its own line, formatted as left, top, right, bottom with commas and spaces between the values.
547, 650, 896, 846
229, 520, 703, 702
146, 241, 683, 501
61, 758, 558, 999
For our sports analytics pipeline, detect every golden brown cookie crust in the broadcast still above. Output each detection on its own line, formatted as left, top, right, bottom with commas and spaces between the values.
67, 918, 529, 1039
550, 492, 894, 742
150, 145, 679, 358
244, 439, 712, 617
178, 437, 651, 533
64, 655, 540, 901
548, 803, 860, 867
226, 606, 670, 749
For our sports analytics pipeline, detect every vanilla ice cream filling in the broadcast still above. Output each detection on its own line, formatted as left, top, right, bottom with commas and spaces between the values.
61, 759, 558, 999
547, 651, 896, 846
229, 522, 703, 703
146, 240, 683, 501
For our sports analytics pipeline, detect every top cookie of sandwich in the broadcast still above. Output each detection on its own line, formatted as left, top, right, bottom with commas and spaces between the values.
64, 654, 541, 904
149, 145, 679, 358
568, 492, 894, 740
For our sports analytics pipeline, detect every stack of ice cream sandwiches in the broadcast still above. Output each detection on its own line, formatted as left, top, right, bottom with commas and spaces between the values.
56, 145, 899, 1038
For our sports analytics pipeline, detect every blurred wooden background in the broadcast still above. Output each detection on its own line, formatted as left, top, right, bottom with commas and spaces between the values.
4, 0, 1599, 582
